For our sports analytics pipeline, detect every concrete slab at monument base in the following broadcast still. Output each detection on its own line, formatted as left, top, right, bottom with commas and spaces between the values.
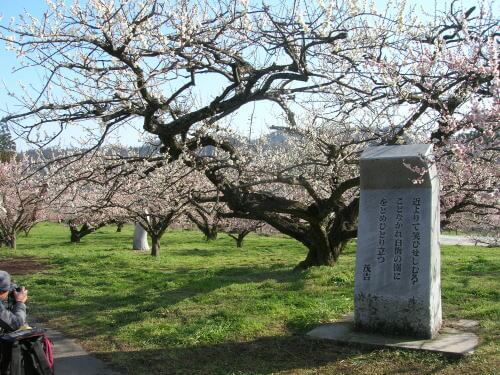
307, 316, 479, 356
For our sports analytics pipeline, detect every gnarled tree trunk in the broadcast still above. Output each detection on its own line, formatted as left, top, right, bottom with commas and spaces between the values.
215, 182, 359, 270
2, 232, 16, 249
70, 229, 82, 243
140, 214, 175, 257
293, 205, 358, 270
186, 211, 218, 241
69, 222, 106, 243
151, 235, 160, 257
294, 229, 347, 270
204, 225, 218, 241
228, 230, 251, 248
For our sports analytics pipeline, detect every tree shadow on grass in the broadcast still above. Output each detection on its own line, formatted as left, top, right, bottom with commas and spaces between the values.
31, 265, 311, 338
172, 247, 234, 257
95, 335, 459, 375
102, 336, 361, 375
455, 256, 499, 275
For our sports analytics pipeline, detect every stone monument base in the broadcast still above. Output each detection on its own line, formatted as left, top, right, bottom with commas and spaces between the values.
307, 315, 478, 356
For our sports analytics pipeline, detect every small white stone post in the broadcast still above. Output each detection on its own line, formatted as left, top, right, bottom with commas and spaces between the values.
133, 223, 149, 251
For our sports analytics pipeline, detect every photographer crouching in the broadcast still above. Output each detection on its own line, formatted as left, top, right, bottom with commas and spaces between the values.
0, 270, 54, 375
0, 270, 28, 333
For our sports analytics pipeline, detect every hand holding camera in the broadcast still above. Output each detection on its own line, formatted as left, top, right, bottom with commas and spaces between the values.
7, 284, 28, 305
13, 286, 28, 304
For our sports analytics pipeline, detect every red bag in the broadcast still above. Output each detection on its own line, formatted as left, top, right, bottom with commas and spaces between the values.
0, 328, 54, 375
41, 335, 54, 372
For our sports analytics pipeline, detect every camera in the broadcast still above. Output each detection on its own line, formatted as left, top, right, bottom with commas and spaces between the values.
7, 283, 24, 307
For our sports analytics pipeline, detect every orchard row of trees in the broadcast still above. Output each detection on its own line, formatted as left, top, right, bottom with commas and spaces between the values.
0, 0, 498, 268
0, 147, 266, 254
0, 131, 497, 260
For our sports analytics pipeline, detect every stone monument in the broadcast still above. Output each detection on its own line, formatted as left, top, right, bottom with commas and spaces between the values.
354, 144, 442, 339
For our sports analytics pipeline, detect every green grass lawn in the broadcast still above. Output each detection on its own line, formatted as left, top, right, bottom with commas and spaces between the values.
1, 222, 499, 375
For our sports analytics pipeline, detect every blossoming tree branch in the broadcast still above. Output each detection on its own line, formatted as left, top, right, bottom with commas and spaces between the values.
0, 0, 498, 267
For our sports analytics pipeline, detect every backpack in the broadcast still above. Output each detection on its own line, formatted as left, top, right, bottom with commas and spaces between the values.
0, 328, 54, 375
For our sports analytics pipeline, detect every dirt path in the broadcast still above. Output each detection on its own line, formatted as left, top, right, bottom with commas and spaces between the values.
440, 234, 495, 247
0, 256, 50, 275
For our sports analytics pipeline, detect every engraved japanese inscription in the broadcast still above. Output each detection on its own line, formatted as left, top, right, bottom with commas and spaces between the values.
354, 145, 442, 339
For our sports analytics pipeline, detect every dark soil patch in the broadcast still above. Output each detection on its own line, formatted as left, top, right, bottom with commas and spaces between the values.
0, 257, 50, 275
